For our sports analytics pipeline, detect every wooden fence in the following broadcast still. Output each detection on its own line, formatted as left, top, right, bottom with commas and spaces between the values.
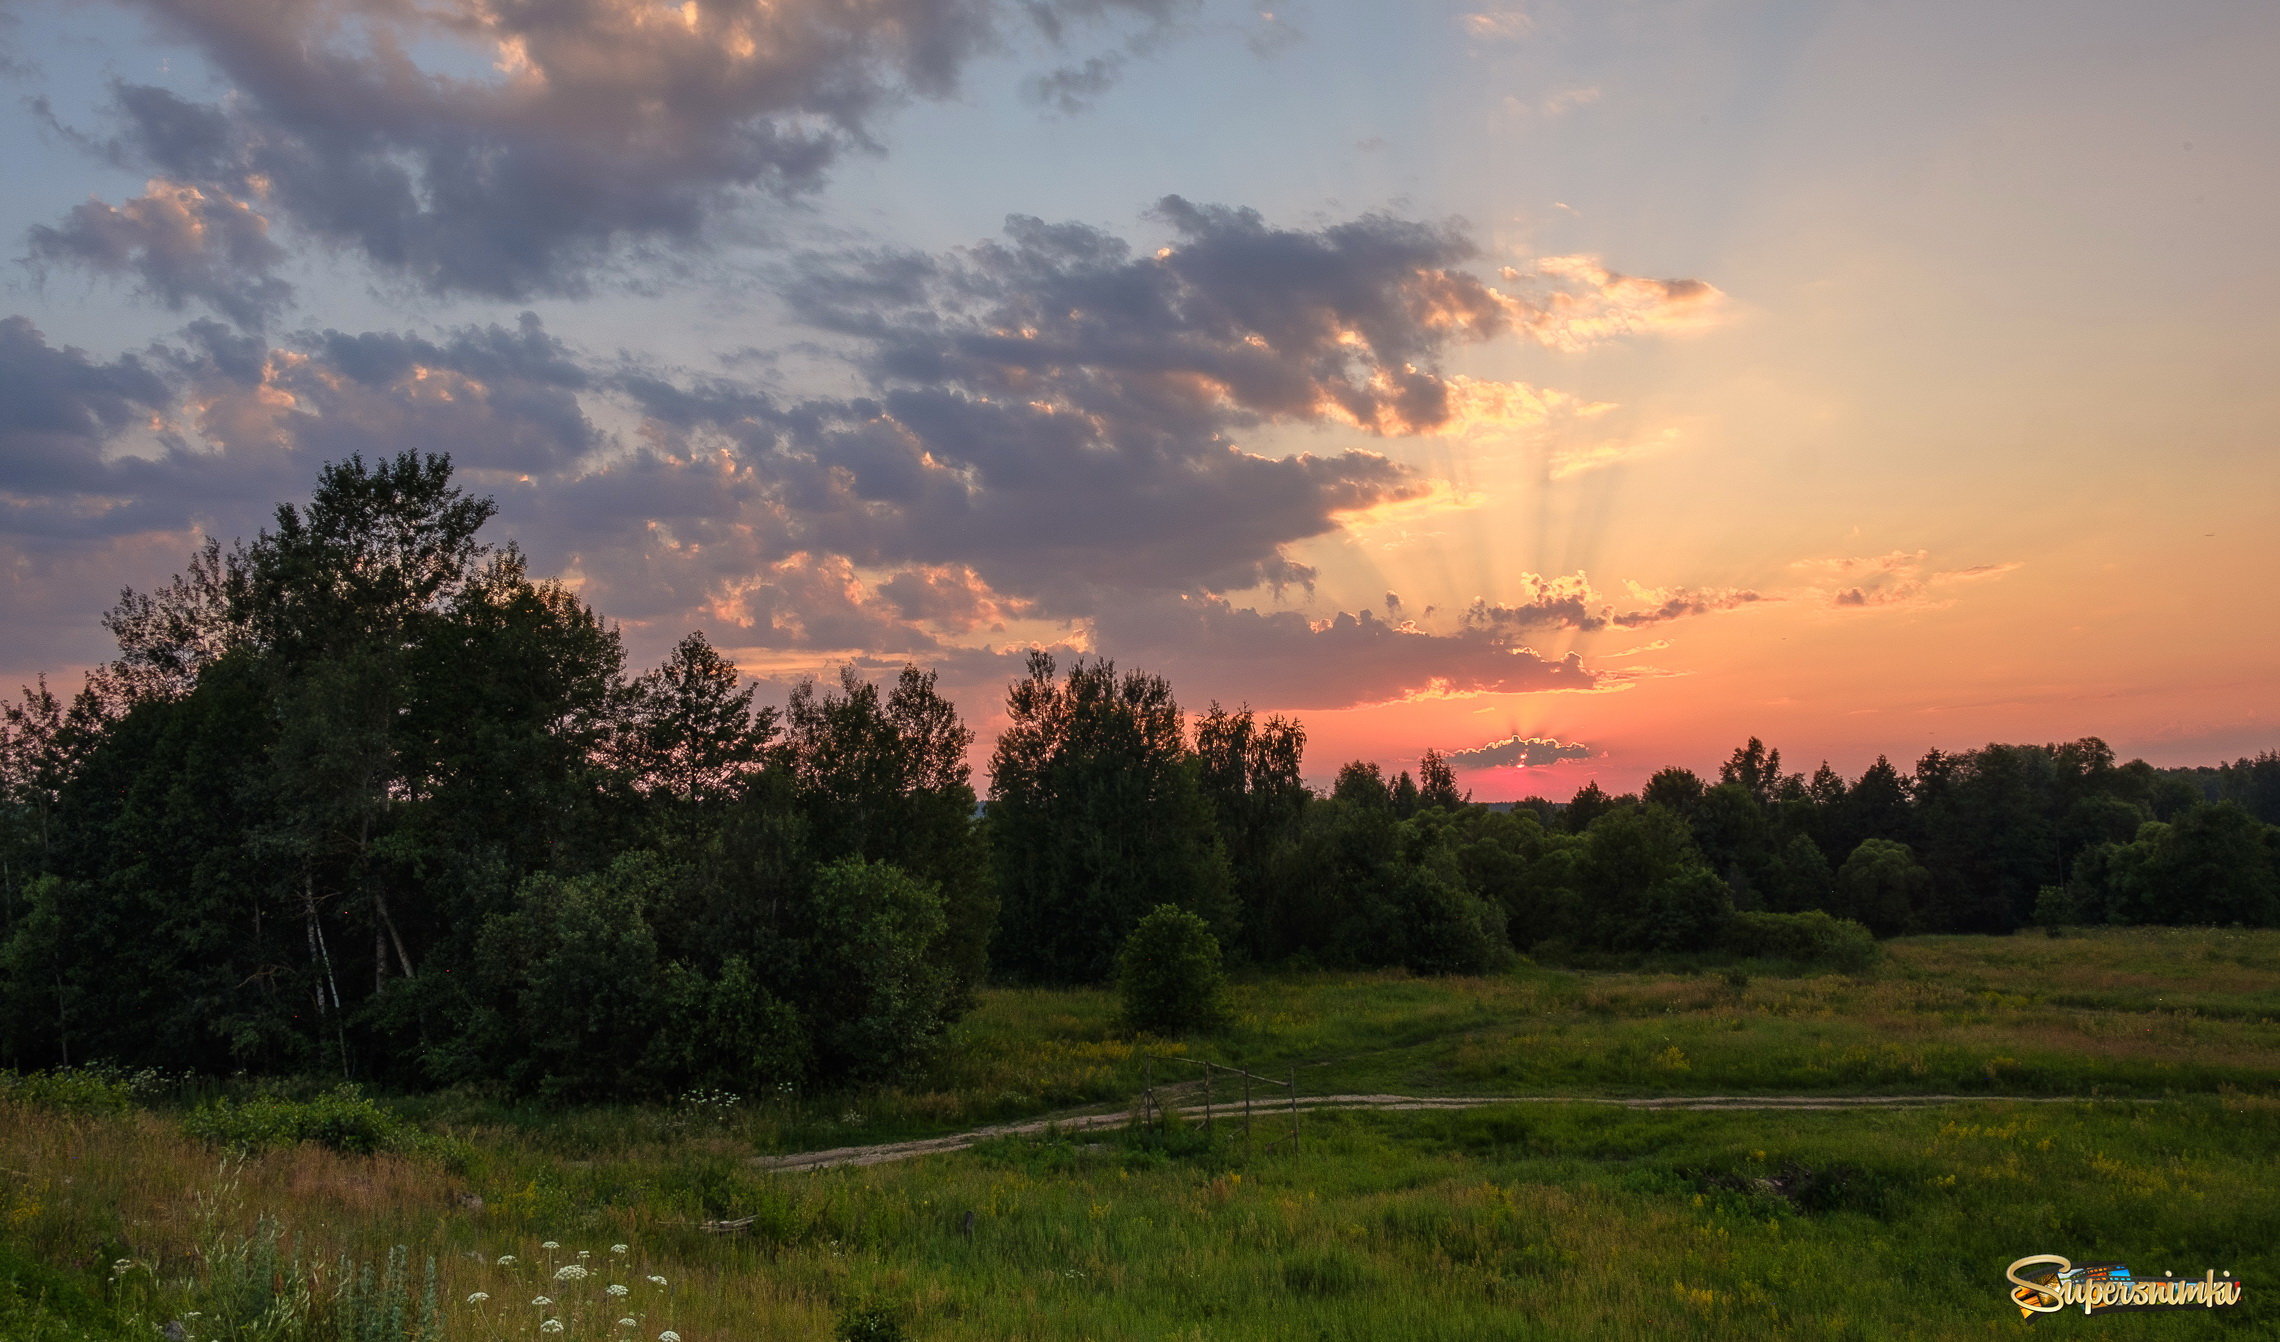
1133, 1055, 1299, 1156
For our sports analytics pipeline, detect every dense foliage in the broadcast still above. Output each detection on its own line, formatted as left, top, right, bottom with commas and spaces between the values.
0, 454, 980, 1096
2, 453, 2274, 1094
1116, 904, 1232, 1037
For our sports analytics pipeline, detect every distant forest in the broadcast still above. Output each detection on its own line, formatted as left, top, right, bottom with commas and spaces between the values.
3, 453, 2275, 1096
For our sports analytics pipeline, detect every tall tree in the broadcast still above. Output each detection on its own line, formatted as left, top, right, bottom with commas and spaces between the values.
987, 653, 1232, 983
1416, 749, 1467, 811
779, 664, 993, 1005
1193, 703, 1309, 962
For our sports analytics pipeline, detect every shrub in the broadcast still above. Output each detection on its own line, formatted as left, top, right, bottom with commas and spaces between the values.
183, 1088, 417, 1155
0, 1063, 164, 1114
1117, 905, 1231, 1036
1723, 910, 1880, 973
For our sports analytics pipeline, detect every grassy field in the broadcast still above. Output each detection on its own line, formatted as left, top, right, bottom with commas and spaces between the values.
4, 928, 2277, 1339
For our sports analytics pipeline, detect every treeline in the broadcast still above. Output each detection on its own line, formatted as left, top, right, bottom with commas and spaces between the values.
1, 454, 2274, 1095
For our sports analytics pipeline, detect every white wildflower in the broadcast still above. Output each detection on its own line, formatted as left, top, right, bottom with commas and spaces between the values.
541, 1241, 560, 1250
660, 1333, 682, 1342
610, 1244, 629, 1255
498, 1255, 518, 1266
555, 1264, 590, 1281
618, 1320, 638, 1329
532, 1297, 552, 1308
541, 1321, 565, 1335
646, 1275, 667, 1287
607, 1284, 629, 1297
466, 1292, 490, 1304
577, 1249, 592, 1260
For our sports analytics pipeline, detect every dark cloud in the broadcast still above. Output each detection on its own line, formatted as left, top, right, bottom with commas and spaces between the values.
1085, 594, 1598, 709
71, 0, 1176, 297
1443, 734, 1593, 769
0, 198, 1727, 706
0, 312, 599, 545
791, 198, 1525, 437
0, 316, 172, 497
1463, 574, 1763, 633
27, 180, 293, 330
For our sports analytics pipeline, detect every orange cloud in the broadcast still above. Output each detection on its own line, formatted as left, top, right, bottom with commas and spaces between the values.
1796, 550, 2023, 610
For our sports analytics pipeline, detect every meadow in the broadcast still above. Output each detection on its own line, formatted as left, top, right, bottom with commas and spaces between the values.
4, 928, 2276, 1340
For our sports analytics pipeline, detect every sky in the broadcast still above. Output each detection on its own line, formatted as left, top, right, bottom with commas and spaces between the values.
2, 0, 2275, 799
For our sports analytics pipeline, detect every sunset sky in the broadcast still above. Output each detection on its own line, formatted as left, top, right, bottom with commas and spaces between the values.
3, 0, 2275, 798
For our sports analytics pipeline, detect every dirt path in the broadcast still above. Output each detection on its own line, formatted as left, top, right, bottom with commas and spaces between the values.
749, 1092, 2121, 1173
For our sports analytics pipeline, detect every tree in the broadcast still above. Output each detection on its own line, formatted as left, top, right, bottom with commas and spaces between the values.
796, 859, 956, 1082
1416, 749, 1467, 811
1843, 756, 1913, 852
1332, 760, 1392, 810
1193, 704, 1310, 963
1563, 780, 1616, 834
1389, 770, 1422, 818
100, 537, 250, 703
987, 654, 1232, 983
1641, 767, 1706, 819
1117, 904, 1231, 1036
240, 451, 496, 661
1577, 806, 1729, 951
779, 665, 993, 1006
1835, 838, 1930, 938
1719, 737, 1788, 806
616, 631, 773, 807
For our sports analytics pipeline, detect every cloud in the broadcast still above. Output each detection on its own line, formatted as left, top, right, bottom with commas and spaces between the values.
1800, 550, 2022, 610
27, 180, 292, 330
1443, 734, 1591, 769
0, 313, 598, 545
73, 0, 1177, 297
1463, 572, 1764, 634
1085, 593, 1598, 709
0, 198, 1730, 708
0, 317, 172, 500
1499, 255, 1729, 349
1459, 8, 1534, 42
790, 200, 1719, 442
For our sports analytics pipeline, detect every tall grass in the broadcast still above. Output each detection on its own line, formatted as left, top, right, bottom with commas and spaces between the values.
4, 929, 2277, 1338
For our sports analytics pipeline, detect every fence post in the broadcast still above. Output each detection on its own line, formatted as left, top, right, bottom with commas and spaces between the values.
1243, 1068, 1253, 1156
1289, 1066, 1300, 1154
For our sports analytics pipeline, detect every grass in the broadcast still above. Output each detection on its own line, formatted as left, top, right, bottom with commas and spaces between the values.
3, 927, 2277, 1339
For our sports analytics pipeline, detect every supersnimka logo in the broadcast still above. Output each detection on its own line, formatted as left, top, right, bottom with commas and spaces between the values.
2006, 1255, 2245, 1317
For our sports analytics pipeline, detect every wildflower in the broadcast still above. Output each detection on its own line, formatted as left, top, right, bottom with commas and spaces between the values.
556, 1264, 590, 1281
646, 1275, 668, 1287
619, 1320, 638, 1329
541, 1322, 564, 1335
532, 1297, 553, 1308
660, 1333, 682, 1342
611, 1244, 629, 1255
607, 1284, 629, 1297
578, 1249, 592, 1260
541, 1241, 560, 1250
467, 1292, 491, 1304
498, 1255, 518, 1266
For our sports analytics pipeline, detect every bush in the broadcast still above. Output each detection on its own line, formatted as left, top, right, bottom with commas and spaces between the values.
0, 1063, 165, 1114
183, 1088, 418, 1155
1722, 910, 1880, 973
1117, 905, 1231, 1036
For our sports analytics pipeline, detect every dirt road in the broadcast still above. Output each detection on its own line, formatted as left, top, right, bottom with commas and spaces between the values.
749, 1092, 2117, 1173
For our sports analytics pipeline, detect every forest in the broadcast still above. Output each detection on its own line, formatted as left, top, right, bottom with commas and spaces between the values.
3, 452, 2275, 1098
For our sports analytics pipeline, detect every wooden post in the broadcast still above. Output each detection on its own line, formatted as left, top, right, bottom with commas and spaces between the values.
1243, 1067, 1253, 1157
1204, 1061, 1213, 1134
1290, 1066, 1300, 1154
